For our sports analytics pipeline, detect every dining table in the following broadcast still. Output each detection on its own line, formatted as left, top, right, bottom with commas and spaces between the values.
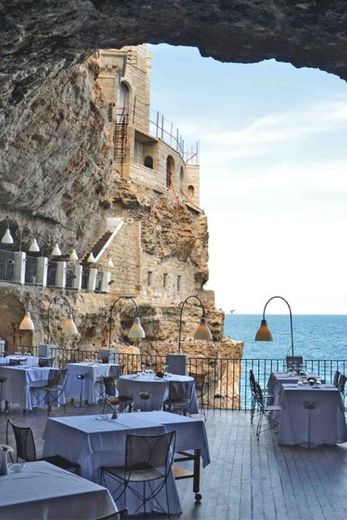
117, 373, 198, 412
278, 382, 347, 447
42, 410, 210, 515
268, 370, 320, 404
0, 460, 117, 519
64, 362, 121, 404
0, 365, 62, 411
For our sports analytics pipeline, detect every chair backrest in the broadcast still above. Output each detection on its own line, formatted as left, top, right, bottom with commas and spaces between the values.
333, 370, 341, 388
109, 364, 122, 379
286, 356, 304, 371
125, 431, 176, 476
254, 382, 264, 407
9, 359, 21, 366
47, 368, 65, 387
249, 369, 256, 394
166, 354, 188, 375
38, 358, 49, 368
103, 376, 116, 397
98, 349, 119, 364
189, 372, 206, 395
337, 374, 346, 393
168, 380, 192, 401
7, 420, 36, 462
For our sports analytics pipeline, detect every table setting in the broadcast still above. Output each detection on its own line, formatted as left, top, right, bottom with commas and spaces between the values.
64, 361, 121, 404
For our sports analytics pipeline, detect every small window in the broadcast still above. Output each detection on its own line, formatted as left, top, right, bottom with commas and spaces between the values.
188, 185, 194, 199
147, 271, 153, 286
163, 273, 168, 288
144, 155, 153, 169
166, 156, 175, 188
108, 103, 114, 122
177, 275, 182, 292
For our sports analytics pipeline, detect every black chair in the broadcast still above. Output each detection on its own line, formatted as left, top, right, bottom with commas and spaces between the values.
102, 376, 132, 413
0, 376, 7, 413
6, 419, 79, 473
163, 380, 192, 415
333, 370, 341, 388
337, 374, 346, 394
31, 369, 67, 414
286, 356, 304, 371
249, 369, 274, 424
254, 383, 281, 440
101, 431, 176, 516
189, 372, 207, 421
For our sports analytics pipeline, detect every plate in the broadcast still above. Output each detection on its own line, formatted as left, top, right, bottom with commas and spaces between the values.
95, 415, 109, 421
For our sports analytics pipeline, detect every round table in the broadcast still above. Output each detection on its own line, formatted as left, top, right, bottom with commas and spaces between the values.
117, 373, 198, 412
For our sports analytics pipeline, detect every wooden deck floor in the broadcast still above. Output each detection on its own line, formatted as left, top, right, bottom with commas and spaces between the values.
1, 405, 347, 519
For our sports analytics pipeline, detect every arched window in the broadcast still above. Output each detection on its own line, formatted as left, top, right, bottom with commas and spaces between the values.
166, 156, 175, 188
180, 167, 184, 189
118, 81, 130, 117
188, 185, 195, 200
144, 155, 153, 169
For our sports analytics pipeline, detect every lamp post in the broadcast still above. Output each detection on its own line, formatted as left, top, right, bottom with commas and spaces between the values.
178, 295, 212, 354
47, 294, 78, 342
108, 296, 145, 348
254, 295, 295, 356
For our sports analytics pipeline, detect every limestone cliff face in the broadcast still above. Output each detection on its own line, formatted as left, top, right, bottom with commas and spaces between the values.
1, 0, 347, 113
0, 58, 114, 254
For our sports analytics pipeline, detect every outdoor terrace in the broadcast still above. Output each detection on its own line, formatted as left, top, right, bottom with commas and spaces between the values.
1, 404, 347, 519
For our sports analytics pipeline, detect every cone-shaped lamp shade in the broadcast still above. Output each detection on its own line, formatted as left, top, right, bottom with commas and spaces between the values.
107, 257, 114, 268
255, 319, 273, 341
19, 311, 35, 331
87, 252, 96, 263
63, 314, 78, 336
1, 227, 14, 244
194, 317, 213, 340
51, 243, 62, 256
69, 249, 79, 262
29, 238, 40, 252
128, 317, 145, 339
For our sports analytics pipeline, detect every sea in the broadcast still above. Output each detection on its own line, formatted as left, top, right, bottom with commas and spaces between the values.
224, 314, 347, 408
224, 314, 347, 361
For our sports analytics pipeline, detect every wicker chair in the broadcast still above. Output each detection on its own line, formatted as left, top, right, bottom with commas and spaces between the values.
101, 431, 176, 516
7, 419, 79, 473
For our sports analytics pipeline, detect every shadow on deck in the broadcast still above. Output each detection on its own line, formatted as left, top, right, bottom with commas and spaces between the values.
1, 405, 347, 519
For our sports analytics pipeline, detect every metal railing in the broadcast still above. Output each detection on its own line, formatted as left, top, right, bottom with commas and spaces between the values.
25, 256, 38, 285
149, 110, 199, 165
13, 349, 346, 411
46, 261, 58, 287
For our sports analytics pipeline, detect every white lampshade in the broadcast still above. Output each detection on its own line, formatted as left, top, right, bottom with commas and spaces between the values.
29, 238, 40, 252
63, 314, 78, 336
194, 317, 213, 341
87, 252, 96, 263
128, 317, 145, 339
107, 257, 114, 268
19, 311, 35, 331
69, 249, 79, 262
51, 243, 62, 256
1, 227, 14, 244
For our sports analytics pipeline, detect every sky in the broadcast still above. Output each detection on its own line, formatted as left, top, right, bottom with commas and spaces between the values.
149, 44, 347, 315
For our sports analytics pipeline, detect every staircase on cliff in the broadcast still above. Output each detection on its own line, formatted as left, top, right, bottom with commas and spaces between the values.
83, 218, 124, 264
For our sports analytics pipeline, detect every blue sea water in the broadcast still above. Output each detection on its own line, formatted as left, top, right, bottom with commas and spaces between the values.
224, 314, 347, 360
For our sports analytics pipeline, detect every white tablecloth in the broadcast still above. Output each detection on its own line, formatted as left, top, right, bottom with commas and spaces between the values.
65, 362, 121, 403
43, 411, 210, 515
268, 371, 318, 404
118, 374, 198, 412
0, 366, 61, 410
278, 384, 347, 447
0, 461, 117, 519
0, 356, 52, 367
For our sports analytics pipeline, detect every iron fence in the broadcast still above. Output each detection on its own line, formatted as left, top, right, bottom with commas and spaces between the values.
25, 255, 38, 285
81, 267, 90, 290
14, 349, 346, 411
46, 261, 58, 287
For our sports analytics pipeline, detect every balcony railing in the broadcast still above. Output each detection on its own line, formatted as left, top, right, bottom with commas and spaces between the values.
18, 348, 347, 411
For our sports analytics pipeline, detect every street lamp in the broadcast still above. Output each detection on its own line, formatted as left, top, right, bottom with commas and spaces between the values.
47, 294, 78, 342
254, 295, 295, 356
108, 295, 145, 348
178, 295, 212, 354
